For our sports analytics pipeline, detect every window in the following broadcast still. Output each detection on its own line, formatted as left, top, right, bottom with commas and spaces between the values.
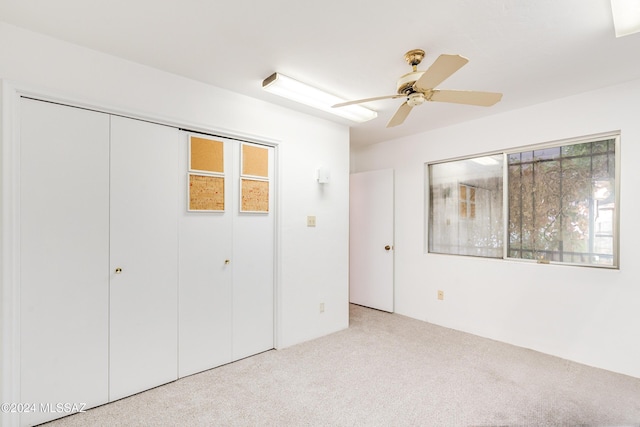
429, 155, 503, 258
427, 134, 619, 268
508, 139, 616, 266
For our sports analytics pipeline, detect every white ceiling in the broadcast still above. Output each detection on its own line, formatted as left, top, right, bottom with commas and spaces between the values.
1, 0, 639, 147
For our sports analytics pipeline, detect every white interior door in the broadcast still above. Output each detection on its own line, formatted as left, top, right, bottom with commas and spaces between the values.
19, 99, 110, 426
109, 116, 180, 401
232, 143, 275, 361
179, 138, 275, 370
349, 169, 394, 312
179, 136, 233, 377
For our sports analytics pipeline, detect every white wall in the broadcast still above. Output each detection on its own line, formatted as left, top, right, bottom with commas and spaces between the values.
0, 22, 349, 360
352, 77, 640, 379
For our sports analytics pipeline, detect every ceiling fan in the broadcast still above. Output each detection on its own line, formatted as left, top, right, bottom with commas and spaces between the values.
333, 49, 503, 127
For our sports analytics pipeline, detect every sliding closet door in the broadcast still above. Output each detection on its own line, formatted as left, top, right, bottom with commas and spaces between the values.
109, 116, 180, 401
179, 138, 275, 372
179, 135, 233, 377
232, 143, 275, 360
19, 99, 110, 426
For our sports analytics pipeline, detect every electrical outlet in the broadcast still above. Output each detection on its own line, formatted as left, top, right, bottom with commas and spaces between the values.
319, 302, 325, 313
307, 215, 316, 227
437, 290, 444, 300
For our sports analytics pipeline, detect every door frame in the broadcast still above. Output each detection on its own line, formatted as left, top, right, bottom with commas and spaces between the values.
0, 81, 281, 426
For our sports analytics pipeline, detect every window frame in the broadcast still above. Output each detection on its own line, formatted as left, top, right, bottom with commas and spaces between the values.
425, 132, 620, 269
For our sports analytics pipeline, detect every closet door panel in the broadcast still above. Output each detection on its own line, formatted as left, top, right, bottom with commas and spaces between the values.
109, 116, 180, 401
232, 145, 275, 360
179, 137, 233, 377
19, 99, 110, 426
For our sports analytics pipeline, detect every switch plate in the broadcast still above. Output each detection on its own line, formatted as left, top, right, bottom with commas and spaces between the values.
307, 215, 316, 227
437, 290, 444, 300
317, 168, 330, 184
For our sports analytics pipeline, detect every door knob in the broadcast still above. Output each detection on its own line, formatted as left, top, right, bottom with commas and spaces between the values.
384, 245, 391, 251
224, 259, 230, 265
115, 267, 123, 274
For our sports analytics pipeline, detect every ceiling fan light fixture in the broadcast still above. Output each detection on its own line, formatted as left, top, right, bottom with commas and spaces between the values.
611, 0, 640, 37
407, 92, 425, 107
262, 73, 377, 123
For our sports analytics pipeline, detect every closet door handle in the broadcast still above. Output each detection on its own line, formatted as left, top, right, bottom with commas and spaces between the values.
115, 267, 123, 274
224, 259, 230, 265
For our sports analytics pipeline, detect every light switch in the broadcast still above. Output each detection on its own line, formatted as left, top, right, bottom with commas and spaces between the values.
307, 215, 316, 227
317, 168, 330, 184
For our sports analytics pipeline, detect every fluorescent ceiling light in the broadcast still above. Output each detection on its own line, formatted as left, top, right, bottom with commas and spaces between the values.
262, 73, 377, 123
611, 0, 640, 37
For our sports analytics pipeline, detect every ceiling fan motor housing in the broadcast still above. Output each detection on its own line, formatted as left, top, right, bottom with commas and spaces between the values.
396, 70, 425, 94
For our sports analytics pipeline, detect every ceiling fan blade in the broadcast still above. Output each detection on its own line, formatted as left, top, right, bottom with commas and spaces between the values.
429, 90, 503, 106
332, 94, 404, 108
414, 54, 469, 91
386, 102, 413, 128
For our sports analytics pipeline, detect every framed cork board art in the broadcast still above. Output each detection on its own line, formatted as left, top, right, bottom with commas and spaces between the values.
188, 173, 225, 212
240, 143, 270, 213
188, 135, 226, 212
190, 136, 224, 174
241, 144, 268, 178
240, 178, 269, 212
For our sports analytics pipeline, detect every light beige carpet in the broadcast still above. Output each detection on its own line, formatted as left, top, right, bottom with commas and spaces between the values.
43, 304, 640, 426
